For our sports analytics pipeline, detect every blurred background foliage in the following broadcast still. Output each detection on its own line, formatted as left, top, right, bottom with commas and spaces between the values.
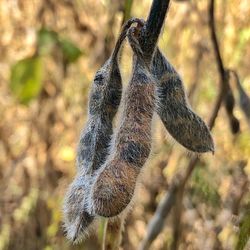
0, 0, 250, 249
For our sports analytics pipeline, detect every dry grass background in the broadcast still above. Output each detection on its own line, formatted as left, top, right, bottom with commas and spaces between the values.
0, 0, 250, 249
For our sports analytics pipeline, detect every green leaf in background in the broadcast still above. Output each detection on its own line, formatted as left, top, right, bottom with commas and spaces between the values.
236, 213, 250, 250
58, 38, 82, 63
123, 0, 134, 23
191, 166, 221, 207
37, 28, 58, 56
98, 218, 108, 246
10, 56, 43, 104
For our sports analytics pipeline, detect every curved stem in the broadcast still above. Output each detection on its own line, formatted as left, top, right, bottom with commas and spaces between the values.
139, 0, 171, 61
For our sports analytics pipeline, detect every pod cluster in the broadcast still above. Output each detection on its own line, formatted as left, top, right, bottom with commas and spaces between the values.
63, 18, 214, 243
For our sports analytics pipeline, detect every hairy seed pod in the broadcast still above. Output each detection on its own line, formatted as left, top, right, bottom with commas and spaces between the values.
152, 48, 214, 153
88, 26, 155, 217
136, 18, 213, 153
63, 18, 144, 242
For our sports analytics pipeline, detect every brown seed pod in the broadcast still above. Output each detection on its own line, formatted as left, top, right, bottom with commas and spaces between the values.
63, 18, 144, 242
136, 19, 213, 153
152, 48, 214, 153
88, 26, 155, 217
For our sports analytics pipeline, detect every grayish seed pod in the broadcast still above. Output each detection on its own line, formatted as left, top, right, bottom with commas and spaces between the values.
88, 26, 155, 217
152, 48, 214, 153
137, 19, 214, 153
63, 18, 144, 242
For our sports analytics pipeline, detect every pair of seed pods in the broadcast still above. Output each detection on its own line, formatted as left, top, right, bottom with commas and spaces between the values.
63, 18, 214, 242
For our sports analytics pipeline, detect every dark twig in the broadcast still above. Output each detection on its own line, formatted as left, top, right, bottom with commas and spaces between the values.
209, 0, 240, 134
171, 185, 184, 250
139, 0, 171, 61
209, 0, 226, 83
208, 0, 229, 129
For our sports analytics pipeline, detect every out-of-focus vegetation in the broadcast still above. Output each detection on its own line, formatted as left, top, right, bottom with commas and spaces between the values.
0, 0, 249, 249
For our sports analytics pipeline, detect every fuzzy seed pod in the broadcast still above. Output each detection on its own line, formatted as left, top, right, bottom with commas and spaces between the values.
63, 18, 144, 242
88, 26, 155, 217
152, 48, 214, 153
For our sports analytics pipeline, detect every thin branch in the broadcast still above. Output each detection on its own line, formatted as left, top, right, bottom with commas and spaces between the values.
209, 0, 240, 134
171, 185, 184, 250
139, 183, 178, 250
209, 0, 226, 82
139, 0, 171, 60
